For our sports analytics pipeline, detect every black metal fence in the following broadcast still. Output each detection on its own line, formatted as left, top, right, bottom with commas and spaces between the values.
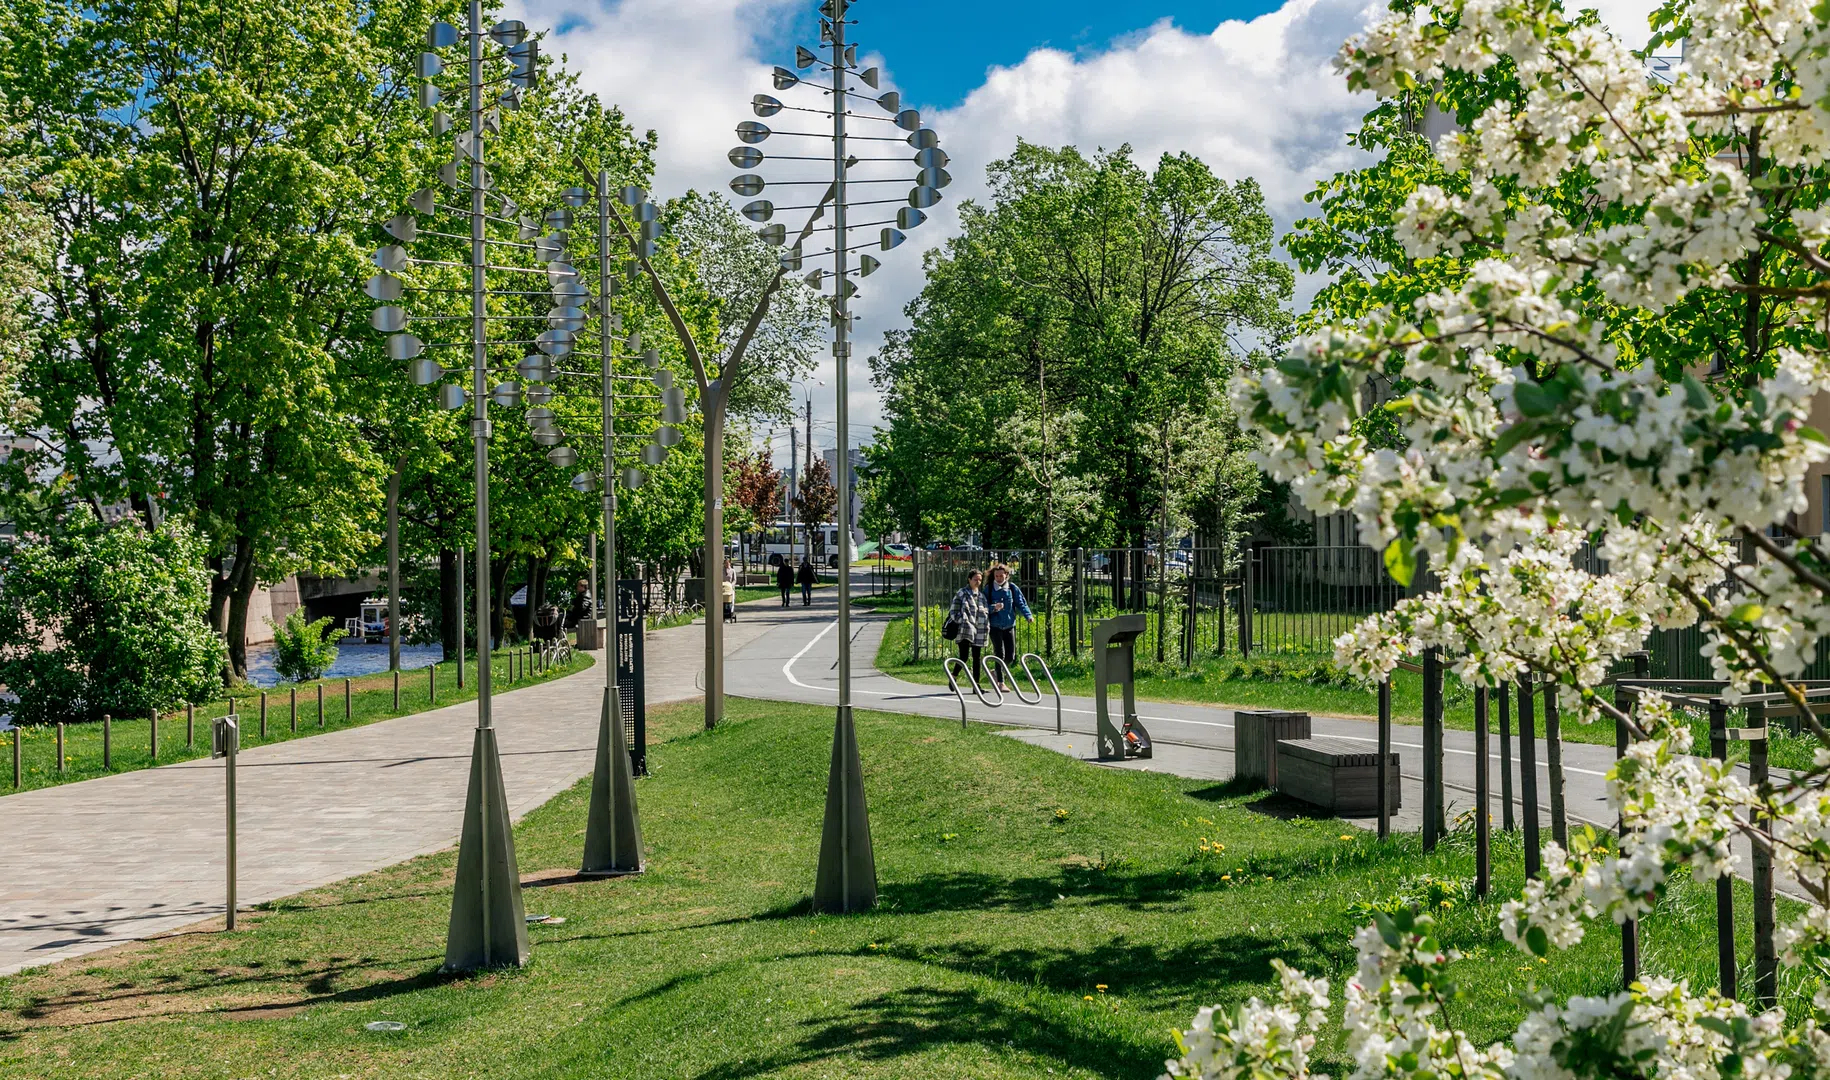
909, 545, 1414, 663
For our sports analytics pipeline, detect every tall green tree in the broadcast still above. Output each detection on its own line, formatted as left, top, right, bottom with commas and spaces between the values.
0, 0, 464, 677
872, 142, 1292, 585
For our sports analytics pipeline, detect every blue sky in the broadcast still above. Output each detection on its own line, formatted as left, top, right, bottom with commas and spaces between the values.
758, 1, 1285, 109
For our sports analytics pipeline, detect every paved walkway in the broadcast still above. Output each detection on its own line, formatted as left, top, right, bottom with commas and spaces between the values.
727, 589, 1792, 897
0, 584, 1786, 975
0, 609, 785, 976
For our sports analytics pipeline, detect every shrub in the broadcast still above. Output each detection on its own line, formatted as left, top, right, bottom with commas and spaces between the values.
269, 608, 347, 683
0, 509, 224, 724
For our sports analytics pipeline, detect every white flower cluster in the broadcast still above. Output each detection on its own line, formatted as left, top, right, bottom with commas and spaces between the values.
1185, 0, 1830, 1076
1161, 960, 1332, 1080
1343, 916, 1510, 1080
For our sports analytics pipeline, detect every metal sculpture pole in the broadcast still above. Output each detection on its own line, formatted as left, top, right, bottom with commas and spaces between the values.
725, 0, 947, 914
811, 0, 875, 915
581, 167, 644, 875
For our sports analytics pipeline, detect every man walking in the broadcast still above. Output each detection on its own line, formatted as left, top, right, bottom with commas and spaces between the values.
776, 559, 794, 607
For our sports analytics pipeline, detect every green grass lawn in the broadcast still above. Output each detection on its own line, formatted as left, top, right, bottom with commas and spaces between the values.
874, 616, 1822, 771
0, 696, 1804, 1079
2, 647, 594, 795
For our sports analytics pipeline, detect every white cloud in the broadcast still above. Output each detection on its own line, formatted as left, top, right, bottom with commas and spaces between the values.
523, 0, 1658, 450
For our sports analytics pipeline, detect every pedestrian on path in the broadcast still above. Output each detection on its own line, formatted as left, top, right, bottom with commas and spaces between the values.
948, 569, 990, 684
776, 559, 794, 607
984, 563, 1032, 689
797, 558, 816, 607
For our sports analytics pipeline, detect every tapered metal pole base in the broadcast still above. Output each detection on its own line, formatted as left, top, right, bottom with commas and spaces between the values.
581, 685, 644, 876
444, 726, 531, 971
812, 705, 876, 913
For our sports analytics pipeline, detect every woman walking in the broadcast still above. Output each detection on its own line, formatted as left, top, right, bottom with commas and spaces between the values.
776, 559, 794, 607
796, 557, 817, 607
947, 569, 991, 686
983, 563, 1032, 689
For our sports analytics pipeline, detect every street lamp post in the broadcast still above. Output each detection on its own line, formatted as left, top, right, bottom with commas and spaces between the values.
731, 0, 951, 913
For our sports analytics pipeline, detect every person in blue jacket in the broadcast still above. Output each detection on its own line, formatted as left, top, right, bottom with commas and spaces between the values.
983, 562, 1032, 690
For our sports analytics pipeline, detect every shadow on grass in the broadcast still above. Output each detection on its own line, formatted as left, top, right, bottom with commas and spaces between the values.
1184, 777, 1268, 802
691, 984, 1166, 1080
757, 836, 1412, 923
0, 954, 455, 1038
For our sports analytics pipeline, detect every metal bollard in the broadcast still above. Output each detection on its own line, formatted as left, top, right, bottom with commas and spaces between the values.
429, 663, 436, 704
345, 677, 352, 720
103, 713, 112, 770
393, 669, 400, 710
290, 687, 297, 734
11, 726, 18, 788
187, 703, 195, 748
317, 683, 324, 728
259, 691, 268, 738
150, 707, 159, 761
57, 722, 64, 772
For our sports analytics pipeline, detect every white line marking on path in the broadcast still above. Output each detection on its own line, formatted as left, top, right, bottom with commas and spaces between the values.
779, 617, 1607, 779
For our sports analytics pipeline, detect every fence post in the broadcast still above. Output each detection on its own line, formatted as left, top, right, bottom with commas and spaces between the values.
11, 726, 18, 788
1750, 697, 1776, 1010
1043, 546, 1054, 657
1709, 698, 1737, 1000
318, 683, 324, 728
1475, 685, 1490, 898
345, 678, 352, 720
150, 708, 159, 761
290, 687, 298, 734
187, 703, 195, 748
1544, 683, 1567, 846
911, 549, 923, 662
57, 723, 65, 773
393, 669, 401, 710
1377, 678, 1391, 840
1499, 681, 1515, 832
103, 713, 112, 770
259, 692, 268, 739
1519, 681, 1541, 878
1422, 648, 1442, 852
430, 663, 436, 704
1182, 573, 1196, 667
1072, 547, 1085, 660
1240, 551, 1255, 659
1615, 662, 1640, 988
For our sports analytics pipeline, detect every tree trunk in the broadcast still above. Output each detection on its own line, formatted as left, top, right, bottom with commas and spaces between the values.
704, 392, 727, 730
223, 535, 257, 681
491, 554, 511, 648
439, 547, 460, 660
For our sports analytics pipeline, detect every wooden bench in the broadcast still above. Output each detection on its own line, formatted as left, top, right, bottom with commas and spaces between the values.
1275, 737, 1401, 815
1234, 710, 1310, 786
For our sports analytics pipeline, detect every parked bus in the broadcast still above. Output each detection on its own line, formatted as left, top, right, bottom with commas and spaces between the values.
749, 521, 858, 568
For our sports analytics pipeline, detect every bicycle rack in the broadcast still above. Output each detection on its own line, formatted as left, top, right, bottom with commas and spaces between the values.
942, 652, 1063, 735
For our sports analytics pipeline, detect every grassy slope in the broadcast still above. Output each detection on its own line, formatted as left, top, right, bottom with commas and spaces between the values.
3, 648, 593, 795
0, 697, 1801, 1079
875, 617, 1822, 771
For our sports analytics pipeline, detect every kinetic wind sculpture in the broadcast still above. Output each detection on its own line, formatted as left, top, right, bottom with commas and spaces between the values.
730, 0, 949, 913
363, 2, 562, 971
515, 167, 688, 879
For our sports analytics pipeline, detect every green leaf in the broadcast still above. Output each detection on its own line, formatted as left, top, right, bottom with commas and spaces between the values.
1729, 603, 1764, 623
1512, 381, 1556, 418
1492, 418, 1545, 458
1525, 924, 1549, 957
1383, 536, 1417, 588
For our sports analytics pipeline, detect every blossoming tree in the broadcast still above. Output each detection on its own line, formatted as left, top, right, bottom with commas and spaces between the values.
1165, 0, 1830, 1075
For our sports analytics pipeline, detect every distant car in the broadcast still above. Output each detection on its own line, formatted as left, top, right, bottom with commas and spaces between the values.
885, 543, 912, 557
